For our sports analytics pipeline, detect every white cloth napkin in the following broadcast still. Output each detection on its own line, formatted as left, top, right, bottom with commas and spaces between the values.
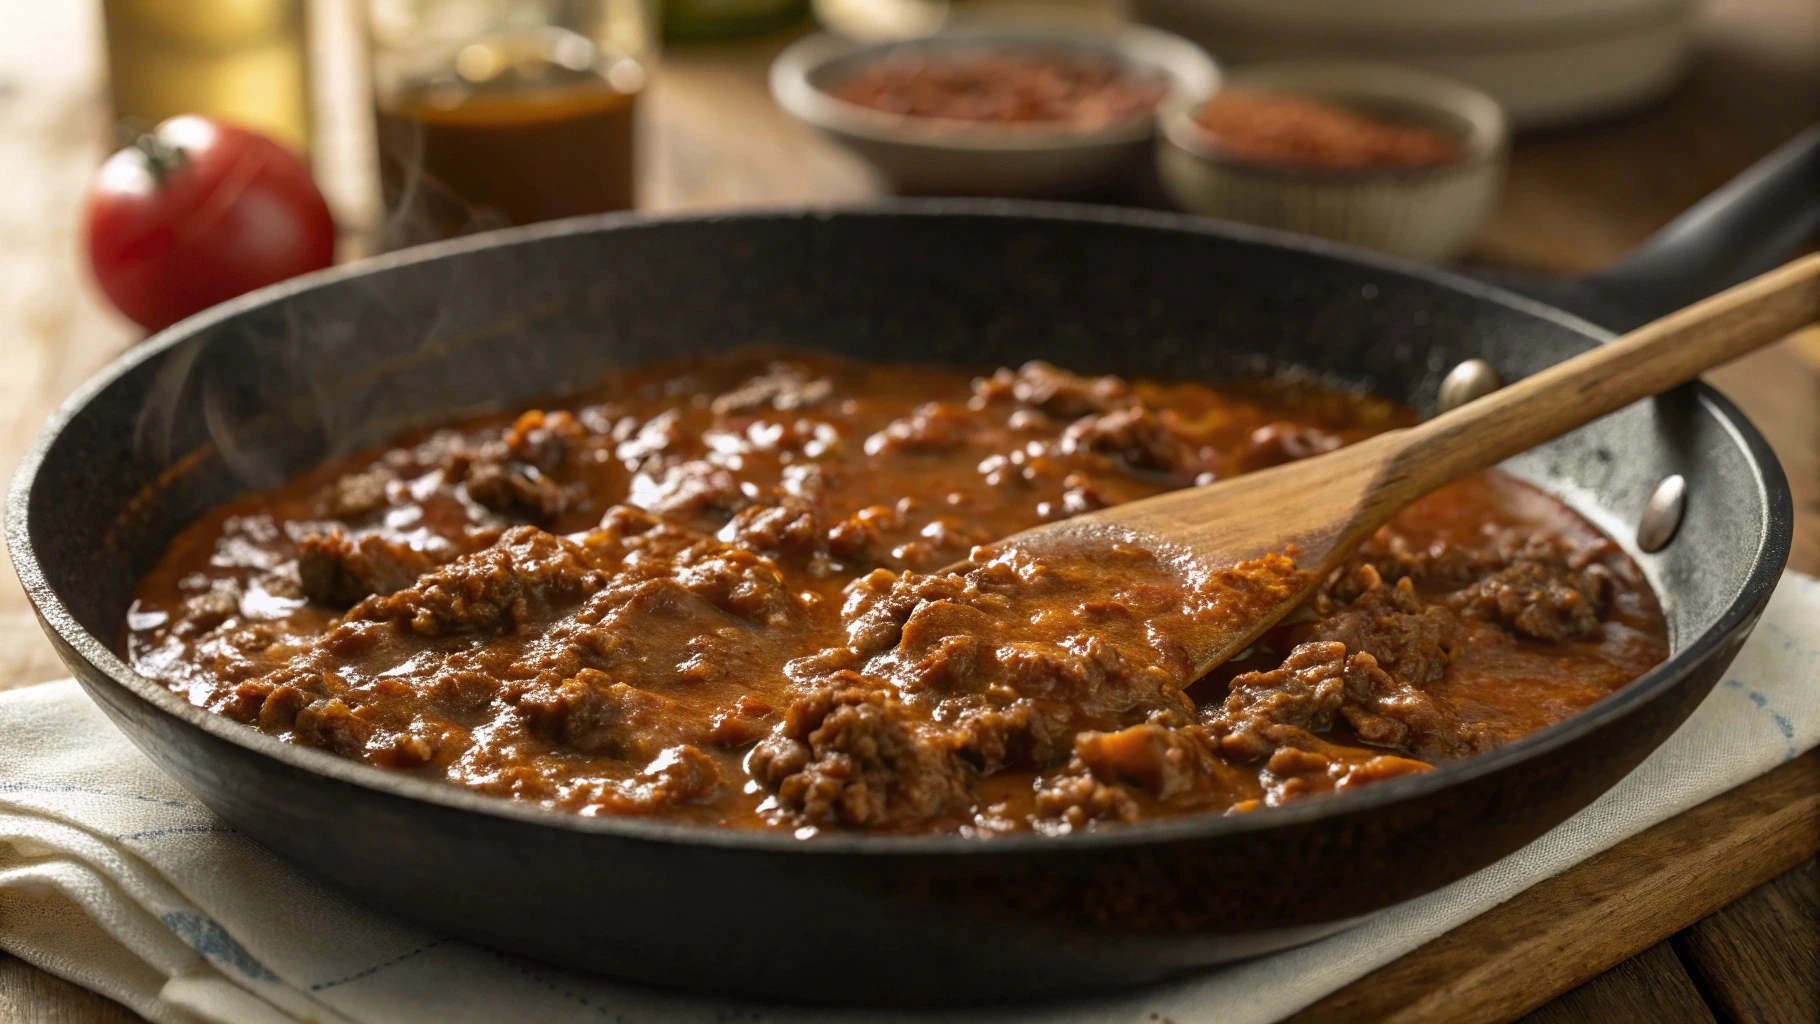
2, 572, 1816, 1024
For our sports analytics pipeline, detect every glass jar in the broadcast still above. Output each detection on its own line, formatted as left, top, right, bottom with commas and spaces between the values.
368, 0, 657, 250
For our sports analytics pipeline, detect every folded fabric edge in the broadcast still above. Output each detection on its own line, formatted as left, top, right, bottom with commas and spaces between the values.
0, 883, 221, 1024
0, 834, 346, 1024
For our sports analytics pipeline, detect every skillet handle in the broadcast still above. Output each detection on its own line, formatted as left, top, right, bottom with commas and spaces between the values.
1475, 125, 1820, 332
1580, 124, 1820, 329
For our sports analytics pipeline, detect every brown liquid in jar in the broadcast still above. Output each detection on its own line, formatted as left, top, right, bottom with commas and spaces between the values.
376, 60, 639, 248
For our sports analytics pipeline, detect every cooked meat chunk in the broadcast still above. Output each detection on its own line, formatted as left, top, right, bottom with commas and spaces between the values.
1448, 538, 1613, 642
1303, 565, 1460, 685
357, 526, 605, 636
1206, 641, 1350, 762
512, 668, 706, 759
454, 410, 589, 522
298, 530, 435, 606
1033, 771, 1138, 830
632, 460, 751, 522
292, 697, 371, 757
503, 409, 586, 472
1337, 651, 1490, 761
865, 401, 973, 454
722, 497, 825, 562
1207, 639, 1487, 764
1061, 406, 1194, 475
974, 360, 1131, 418
753, 680, 972, 829
1073, 723, 1225, 799
710, 362, 834, 415
463, 459, 574, 522
327, 467, 393, 519
1233, 422, 1341, 472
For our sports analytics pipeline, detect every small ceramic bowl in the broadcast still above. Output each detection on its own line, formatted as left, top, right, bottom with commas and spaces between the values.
771, 24, 1219, 198
1157, 61, 1509, 262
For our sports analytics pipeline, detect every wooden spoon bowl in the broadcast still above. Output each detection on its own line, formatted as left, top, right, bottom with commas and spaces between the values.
997, 253, 1820, 678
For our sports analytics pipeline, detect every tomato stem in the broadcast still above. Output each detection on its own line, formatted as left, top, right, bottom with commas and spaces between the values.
133, 133, 188, 184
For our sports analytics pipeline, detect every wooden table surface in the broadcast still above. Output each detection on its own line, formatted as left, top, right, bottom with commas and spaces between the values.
0, 0, 1816, 1021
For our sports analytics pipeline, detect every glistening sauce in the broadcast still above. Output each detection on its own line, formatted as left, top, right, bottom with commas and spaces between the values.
124, 351, 1667, 835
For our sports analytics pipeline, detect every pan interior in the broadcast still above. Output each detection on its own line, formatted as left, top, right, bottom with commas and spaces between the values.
26, 208, 1767, 769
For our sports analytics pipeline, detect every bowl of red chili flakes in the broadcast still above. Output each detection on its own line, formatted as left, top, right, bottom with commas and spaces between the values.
771, 23, 1218, 197
1157, 61, 1508, 261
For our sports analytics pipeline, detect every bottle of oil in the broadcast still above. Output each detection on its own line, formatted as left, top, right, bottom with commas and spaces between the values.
370, 0, 657, 250
664, 0, 810, 41
101, 0, 313, 153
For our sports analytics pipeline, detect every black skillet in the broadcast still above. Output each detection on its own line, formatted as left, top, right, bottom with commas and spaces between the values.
7, 127, 1817, 1005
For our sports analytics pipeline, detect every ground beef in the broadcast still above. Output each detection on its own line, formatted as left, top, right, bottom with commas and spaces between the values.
503, 409, 586, 471
632, 460, 752, 523
326, 467, 393, 519
356, 526, 606, 637
1303, 565, 1460, 685
1345, 529, 1503, 594
709, 362, 834, 415
1344, 529, 1615, 645
297, 530, 436, 606
126, 350, 1666, 833
1337, 650, 1489, 761
1233, 421, 1341, 473
751, 678, 972, 829
1073, 723, 1224, 799
462, 457, 574, 522
1205, 641, 1350, 761
671, 548, 801, 626
865, 401, 973, 454
453, 410, 589, 522
1206, 640, 1486, 764
173, 577, 243, 637
833, 550, 1199, 732
1033, 770, 1139, 829
1060, 406, 1195, 476
948, 695, 1074, 773
513, 668, 706, 759
721, 497, 826, 563
1447, 537, 1613, 642
609, 744, 723, 811
974, 361, 1132, 418
291, 697, 371, 757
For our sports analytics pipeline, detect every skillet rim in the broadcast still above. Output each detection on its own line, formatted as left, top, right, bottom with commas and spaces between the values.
4, 199, 1794, 856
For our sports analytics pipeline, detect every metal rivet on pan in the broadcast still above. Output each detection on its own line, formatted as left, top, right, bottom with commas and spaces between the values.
1437, 359, 1502, 413
1637, 474, 1687, 553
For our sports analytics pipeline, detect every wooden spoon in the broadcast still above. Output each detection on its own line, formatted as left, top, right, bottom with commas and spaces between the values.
997, 253, 1820, 679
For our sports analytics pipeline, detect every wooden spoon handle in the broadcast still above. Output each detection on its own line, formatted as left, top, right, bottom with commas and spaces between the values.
1388, 252, 1820, 501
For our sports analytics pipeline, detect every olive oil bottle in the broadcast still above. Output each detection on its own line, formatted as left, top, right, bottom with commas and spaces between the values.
101, 0, 313, 152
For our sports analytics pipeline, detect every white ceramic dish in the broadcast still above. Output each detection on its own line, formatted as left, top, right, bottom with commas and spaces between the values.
1132, 0, 1692, 128
1157, 61, 1509, 262
770, 24, 1219, 197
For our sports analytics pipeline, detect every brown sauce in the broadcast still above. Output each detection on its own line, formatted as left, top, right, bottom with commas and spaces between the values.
124, 351, 1667, 835
376, 66, 639, 247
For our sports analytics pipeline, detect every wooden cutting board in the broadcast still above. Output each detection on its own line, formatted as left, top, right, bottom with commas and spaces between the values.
1292, 749, 1820, 1024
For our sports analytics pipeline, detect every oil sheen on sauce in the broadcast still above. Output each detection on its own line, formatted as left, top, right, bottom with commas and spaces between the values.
123, 351, 1667, 835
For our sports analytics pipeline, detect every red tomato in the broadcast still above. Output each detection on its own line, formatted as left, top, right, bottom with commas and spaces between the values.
83, 115, 336, 332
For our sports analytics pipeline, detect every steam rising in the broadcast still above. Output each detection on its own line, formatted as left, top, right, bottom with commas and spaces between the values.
131, 238, 590, 498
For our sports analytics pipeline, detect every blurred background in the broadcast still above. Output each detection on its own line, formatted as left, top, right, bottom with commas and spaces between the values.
25, 0, 1816, 260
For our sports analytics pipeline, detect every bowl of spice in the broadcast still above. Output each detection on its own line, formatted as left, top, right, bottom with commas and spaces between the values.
1157, 61, 1507, 261
772, 24, 1218, 197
